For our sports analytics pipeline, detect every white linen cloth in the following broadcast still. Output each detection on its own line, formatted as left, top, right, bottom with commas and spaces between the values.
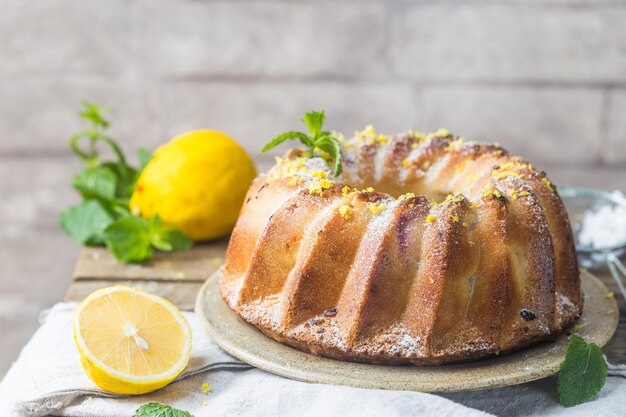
1, 303, 624, 417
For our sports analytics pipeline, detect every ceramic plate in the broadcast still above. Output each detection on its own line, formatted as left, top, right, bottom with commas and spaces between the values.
195, 269, 618, 392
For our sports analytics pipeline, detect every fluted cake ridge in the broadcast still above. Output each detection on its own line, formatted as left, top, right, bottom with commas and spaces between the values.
219, 126, 582, 365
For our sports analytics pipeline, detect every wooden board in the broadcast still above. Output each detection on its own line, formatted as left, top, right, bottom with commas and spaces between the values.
65, 240, 228, 309
195, 269, 618, 392
65, 242, 626, 363
66, 280, 203, 311
71, 240, 229, 282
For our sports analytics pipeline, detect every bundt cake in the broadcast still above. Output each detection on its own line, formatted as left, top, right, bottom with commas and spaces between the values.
219, 119, 582, 365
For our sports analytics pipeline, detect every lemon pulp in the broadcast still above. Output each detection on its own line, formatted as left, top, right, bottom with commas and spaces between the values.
73, 286, 192, 394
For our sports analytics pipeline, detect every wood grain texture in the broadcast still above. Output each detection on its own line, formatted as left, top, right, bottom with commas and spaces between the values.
72, 240, 228, 282
66, 280, 203, 311
66, 240, 228, 311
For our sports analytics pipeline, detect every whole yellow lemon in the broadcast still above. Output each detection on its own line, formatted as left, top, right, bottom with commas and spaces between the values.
130, 130, 257, 241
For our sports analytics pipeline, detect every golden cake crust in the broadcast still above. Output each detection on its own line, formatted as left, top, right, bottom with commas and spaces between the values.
219, 129, 582, 365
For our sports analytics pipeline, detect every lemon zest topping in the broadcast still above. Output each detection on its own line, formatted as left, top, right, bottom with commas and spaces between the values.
338, 204, 352, 219
482, 185, 502, 199
402, 158, 410, 168
308, 178, 333, 195
430, 193, 464, 209
492, 160, 532, 180
309, 170, 328, 179
355, 125, 389, 146
542, 177, 555, 192
502, 160, 533, 171
267, 156, 310, 183
333, 131, 354, 152
444, 193, 464, 204
426, 213, 436, 223
201, 383, 212, 394
509, 189, 531, 200
451, 214, 459, 223
398, 192, 416, 201
287, 177, 304, 187
410, 131, 426, 142
362, 187, 375, 193
492, 170, 521, 180
356, 124, 376, 138
368, 203, 387, 215
445, 137, 465, 152
314, 148, 332, 161
426, 128, 451, 141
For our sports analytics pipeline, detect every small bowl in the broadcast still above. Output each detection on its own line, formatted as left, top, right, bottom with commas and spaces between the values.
559, 186, 626, 270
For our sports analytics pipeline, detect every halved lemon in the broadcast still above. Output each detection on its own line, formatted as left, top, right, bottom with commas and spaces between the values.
73, 286, 192, 394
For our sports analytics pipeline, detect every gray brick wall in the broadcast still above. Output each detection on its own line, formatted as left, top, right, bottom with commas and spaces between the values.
1, 0, 625, 168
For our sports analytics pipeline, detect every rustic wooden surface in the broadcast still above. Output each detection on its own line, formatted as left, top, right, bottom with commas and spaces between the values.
65, 242, 626, 364
66, 241, 228, 311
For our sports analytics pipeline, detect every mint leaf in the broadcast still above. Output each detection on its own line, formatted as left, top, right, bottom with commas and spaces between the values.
261, 111, 342, 176
60, 200, 114, 245
133, 402, 194, 417
302, 110, 325, 137
148, 215, 171, 251
104, 216, 152, 262
101, 161, 138, 199
149, 215, 192, 252
261, 131, 312, 153
79, 101, 111, 129
160, 228, 193, 250
314, 135, 342, 176
72, 167, 118, 201
558, 334, 607, 407
103, 214, 191, 262
150, 235, 173, 252
62, 101, 193, 264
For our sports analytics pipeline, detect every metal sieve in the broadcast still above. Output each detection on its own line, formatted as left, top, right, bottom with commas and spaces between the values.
560, 186, 626, 302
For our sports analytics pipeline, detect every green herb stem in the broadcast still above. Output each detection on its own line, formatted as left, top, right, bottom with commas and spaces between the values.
60, 101, 191, 263
261, 110, 343, 176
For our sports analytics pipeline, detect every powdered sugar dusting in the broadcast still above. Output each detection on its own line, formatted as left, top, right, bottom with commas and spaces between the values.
221, 130, 581, 364
578, 198, 626, 249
